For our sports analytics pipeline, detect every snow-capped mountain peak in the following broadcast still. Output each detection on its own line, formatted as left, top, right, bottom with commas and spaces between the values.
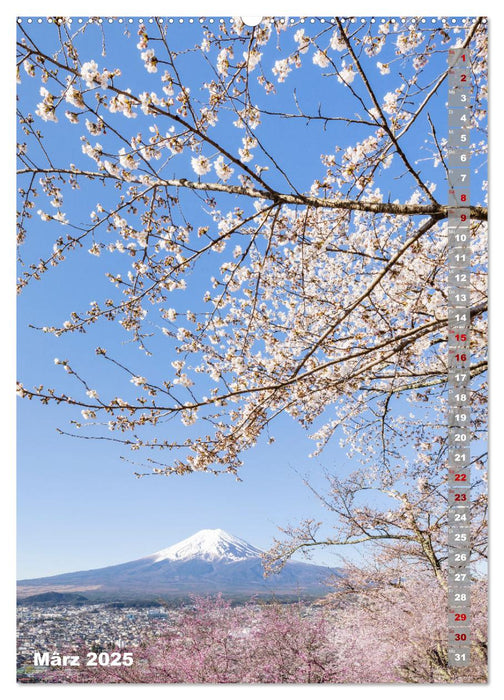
19, 528, 339, 599
150, 529, 263, 563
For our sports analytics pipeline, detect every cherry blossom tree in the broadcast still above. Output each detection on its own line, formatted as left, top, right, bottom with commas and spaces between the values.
41, 587, 487, 684
43, 595, 341, 683
263, 430, 487, 591
327, 573, 487, 683
17, 16, 487, 480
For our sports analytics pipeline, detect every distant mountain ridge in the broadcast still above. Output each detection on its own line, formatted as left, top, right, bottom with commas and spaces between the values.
21, 591, 89, 605
18, 529, 340, 601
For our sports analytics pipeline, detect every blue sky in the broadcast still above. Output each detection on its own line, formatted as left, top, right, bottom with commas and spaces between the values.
16, 15, 486, 579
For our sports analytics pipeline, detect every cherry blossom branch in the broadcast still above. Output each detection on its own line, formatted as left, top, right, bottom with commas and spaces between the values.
17, 167, 488, 220
335, 18, 438, 206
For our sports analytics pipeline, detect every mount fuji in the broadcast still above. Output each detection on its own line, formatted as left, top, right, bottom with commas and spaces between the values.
151, 529, 263, 563
17, 529, 339, 602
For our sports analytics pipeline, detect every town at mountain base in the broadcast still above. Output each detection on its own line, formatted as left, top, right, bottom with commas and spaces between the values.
17, 529, 340, 602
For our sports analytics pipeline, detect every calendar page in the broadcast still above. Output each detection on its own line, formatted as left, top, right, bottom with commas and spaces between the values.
16, 12, 488, 685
